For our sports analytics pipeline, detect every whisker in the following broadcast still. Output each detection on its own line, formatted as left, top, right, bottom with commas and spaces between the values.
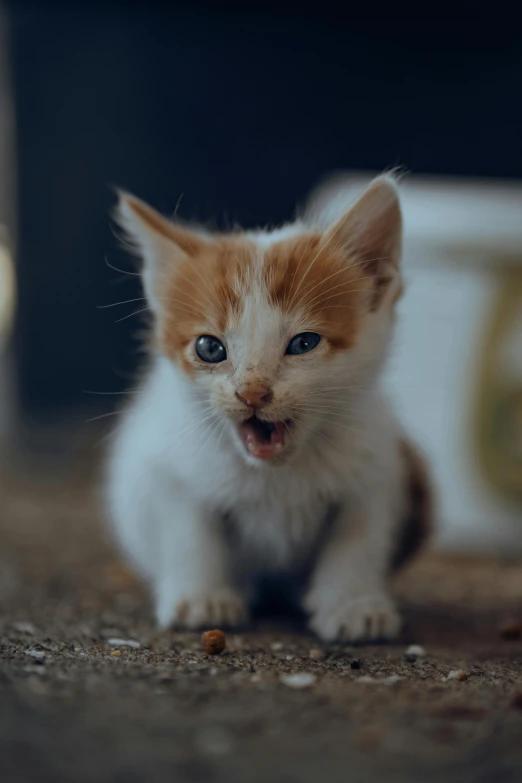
190, 415, 224, 467
105, 255, 141, 277
161, 271, 222, 318
289, 415, 352, 460
306, 383, 428, 394
285, 218, 349, 312
82, 389, 140, 396
98, 297, 148, 309
286, 252, 390, 314
293, 403, 360, 416
173, 192, 184, 217
86, 410, 125, 424
287, 265, 356, 311
292, 275, 376, 312
176, 237, 227, 320
303, 304, 360, 312
115, 307, 151, 323
305, 387, 370, 396
214, 418, 228, 456
300, 410, 362, 434
283, 234, 316, 311
99, 295, 213, 322
172, 410, 219, 439
114, 302, 219, 327
301, 287, 373, 311
293, 396, 362, 408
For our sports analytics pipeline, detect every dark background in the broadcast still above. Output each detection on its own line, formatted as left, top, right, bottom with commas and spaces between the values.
6, 1, 522, 419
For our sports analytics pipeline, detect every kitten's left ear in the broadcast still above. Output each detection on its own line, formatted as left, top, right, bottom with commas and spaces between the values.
325, 175, 403, 309
115, 192, 210, 313
325, 175, 402, 267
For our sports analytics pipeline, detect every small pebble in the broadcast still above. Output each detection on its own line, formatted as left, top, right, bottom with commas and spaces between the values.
285, 654, 295, 661
106, 638, 141, 649
280, 672, 317, 689
357, 674, 403, 684
25, 650, 45, 659
14, 621, 36, 635
405, 644, 426, 662
309, 648, 325, 661
271, 642, 284, 652
201, 629, 226, 655
447, 669, 468, 682
111, 649, 121, 657
383, 674, 403, 684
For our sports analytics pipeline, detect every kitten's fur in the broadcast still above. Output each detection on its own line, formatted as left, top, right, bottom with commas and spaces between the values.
105, 176, 432, 642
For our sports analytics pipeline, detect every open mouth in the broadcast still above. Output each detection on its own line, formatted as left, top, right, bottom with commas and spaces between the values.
237, 416, 291, 460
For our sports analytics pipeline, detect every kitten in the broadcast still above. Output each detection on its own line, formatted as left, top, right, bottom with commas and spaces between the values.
105, 175, 432, 642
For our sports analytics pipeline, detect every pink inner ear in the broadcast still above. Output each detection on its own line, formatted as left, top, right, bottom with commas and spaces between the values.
327, 178, 403, 271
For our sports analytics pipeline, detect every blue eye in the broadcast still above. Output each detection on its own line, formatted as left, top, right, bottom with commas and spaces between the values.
195, 335, 227, 363
285, 332, 321, 356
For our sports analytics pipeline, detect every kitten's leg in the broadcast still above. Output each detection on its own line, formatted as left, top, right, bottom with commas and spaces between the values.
304, 496, 401, 643
151, 483, 248, 629
109, 466, 247, 629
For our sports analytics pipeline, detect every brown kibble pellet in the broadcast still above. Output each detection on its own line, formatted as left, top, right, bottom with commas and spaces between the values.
201, 629, 226, 655
447, 669, 468, 681
111, 649, 121, 657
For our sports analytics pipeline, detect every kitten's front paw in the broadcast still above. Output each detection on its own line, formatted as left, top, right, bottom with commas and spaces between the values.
306, 591, 401, 643
156, 587, 248, 630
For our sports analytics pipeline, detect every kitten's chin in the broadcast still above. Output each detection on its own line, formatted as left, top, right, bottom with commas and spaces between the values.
234, 416, 294, 464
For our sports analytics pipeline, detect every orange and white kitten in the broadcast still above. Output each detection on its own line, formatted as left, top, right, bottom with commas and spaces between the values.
105, 176, 432, 642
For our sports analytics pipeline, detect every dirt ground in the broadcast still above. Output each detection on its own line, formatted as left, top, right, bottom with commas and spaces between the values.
1, 448, 522, 783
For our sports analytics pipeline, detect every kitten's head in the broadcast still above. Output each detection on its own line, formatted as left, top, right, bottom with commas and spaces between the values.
116, 177, 403, 465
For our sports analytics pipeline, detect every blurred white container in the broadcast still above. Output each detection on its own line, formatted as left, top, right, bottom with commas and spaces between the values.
309, 173, 522, 555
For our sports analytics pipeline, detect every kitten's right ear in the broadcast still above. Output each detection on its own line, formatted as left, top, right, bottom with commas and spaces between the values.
115, 192, 209, 312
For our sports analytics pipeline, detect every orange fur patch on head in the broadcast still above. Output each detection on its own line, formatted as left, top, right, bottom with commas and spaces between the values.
118, 176, 402, 371
264, 234, 372, 351
161, 236, 256, 371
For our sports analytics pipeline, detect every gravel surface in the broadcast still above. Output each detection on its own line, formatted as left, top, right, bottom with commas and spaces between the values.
1, 456, 522, 783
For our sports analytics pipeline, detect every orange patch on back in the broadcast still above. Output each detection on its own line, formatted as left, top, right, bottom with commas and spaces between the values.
391, 438, 434, 571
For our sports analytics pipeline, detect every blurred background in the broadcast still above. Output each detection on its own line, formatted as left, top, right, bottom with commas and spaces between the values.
0, 2, 521, 551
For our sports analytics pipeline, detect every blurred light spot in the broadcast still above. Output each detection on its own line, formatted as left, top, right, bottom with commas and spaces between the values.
0, 236, 15, 346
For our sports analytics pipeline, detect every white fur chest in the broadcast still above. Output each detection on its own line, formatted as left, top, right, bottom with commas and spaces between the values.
229, 491, 330, 572
167, 427, 340, 570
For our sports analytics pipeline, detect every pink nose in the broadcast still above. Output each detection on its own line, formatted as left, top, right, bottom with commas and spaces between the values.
235, 387, 273, 409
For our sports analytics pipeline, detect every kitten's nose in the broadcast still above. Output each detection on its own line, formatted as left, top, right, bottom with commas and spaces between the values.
235, 386, 273, 409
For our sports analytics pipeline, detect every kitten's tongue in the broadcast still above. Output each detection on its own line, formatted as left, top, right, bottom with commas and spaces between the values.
237, 417, 287, 459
